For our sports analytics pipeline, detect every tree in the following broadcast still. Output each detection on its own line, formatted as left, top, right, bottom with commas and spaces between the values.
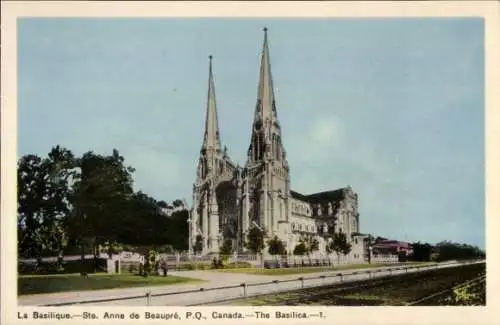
194, 235, 203, 254
17, 147, 77, 259
329, 231, 352, 263
18, 154, 50, 258
267, 236, 286, 256
410, 242, 433, 262
304, 235, 319, 262
142, 248, 159, 277
434, 241, 485, 262
244, 226, 265, 255
167, 209, 190, 251
293, 235, 319, 264
219, 239, 233, 258
156, 200, 169, 209
67, 149, 135, 272
172, 199, 184, 208
293, 242, 307, 256
99, 240, 123, 258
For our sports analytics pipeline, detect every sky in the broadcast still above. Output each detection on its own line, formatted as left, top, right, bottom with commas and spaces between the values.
17, 18, 485, 249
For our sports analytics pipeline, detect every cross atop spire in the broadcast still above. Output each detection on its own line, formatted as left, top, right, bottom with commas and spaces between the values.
202, 55, 222, 152
254, 27, 277, 126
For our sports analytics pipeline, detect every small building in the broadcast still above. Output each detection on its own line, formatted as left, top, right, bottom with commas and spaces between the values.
372, 240, 413, 256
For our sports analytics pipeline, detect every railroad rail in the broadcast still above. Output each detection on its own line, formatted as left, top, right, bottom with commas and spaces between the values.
202, 264, 485, 306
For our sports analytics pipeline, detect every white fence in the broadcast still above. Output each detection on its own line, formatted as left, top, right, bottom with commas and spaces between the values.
153, 252, 401, 270
371, 254, 400, 264
20, 251, 401, 273
19, 254, 110, 264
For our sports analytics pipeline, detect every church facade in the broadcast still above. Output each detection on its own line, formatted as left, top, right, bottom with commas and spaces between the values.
189, 29, 366, 261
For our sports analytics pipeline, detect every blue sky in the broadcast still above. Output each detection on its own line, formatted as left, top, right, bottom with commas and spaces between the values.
17, 18, 484, 248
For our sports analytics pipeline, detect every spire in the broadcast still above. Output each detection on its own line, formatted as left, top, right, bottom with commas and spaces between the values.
202, 55, 222, 151
254, 27, 277, 125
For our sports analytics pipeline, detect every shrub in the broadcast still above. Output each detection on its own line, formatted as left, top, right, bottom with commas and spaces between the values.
18, 258, 108, 275
224, 261, 252, 269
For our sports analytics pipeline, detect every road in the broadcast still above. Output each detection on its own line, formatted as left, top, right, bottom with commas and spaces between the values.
18, 260, 481, 306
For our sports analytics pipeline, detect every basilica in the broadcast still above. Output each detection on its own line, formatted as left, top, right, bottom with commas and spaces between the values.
189, 28, 365, 259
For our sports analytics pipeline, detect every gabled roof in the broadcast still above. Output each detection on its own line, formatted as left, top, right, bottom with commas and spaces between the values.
290, 188, 346, 204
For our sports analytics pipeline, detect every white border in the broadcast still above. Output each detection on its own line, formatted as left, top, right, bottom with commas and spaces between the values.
2, 1, 499, 325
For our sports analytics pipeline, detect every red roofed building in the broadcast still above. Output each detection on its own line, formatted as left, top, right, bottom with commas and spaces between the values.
372, 240, 413, 256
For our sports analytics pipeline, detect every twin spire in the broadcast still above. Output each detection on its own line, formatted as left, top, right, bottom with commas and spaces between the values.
201, 28, 278, 153
201, 54, 221, 152
255, 27, 277, 125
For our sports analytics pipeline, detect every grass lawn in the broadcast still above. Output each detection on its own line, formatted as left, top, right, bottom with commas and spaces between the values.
18, 273, 204, 296
217, 261, 435, 276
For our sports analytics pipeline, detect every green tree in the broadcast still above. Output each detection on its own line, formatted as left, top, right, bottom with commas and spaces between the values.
267, 236, 286, 256
410, 242, 433, 262
67, 149, 135, 272
167, 209, 189, 251
17, 146, 77, 259
172, 199, 184, 208
142, 248, 159, 277
194, 235, 203, 254
304, 235, 319, 263
293, 242, 307, 256
119, 191, 168, 247
17, 154, 50, 258
219, 239, 233, 259
156, 200, 169, 209
99, 240, 123, 258
435, 241, 485, 262
244, 226, 266, 255
329, 231, 352, 263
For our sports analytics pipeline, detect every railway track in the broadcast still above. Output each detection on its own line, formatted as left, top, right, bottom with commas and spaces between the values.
206, 262, 485, 306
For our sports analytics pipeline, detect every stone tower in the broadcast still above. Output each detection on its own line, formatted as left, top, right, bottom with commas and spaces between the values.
241, 28, 291, 248
192, 56, 223, 255
192, 56, 239, 255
